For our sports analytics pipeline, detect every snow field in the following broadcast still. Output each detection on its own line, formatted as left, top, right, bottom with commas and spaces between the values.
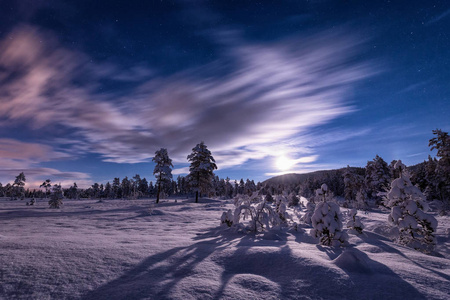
0, 197, 449, 299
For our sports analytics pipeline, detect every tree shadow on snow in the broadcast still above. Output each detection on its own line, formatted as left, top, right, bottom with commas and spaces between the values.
330, 247, 426, 299
82, 227, 242, 300
82, 227, 427, 300
359, 231, 450, 282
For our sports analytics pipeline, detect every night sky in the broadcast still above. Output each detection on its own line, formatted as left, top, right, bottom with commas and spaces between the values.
0, 0, 449, 188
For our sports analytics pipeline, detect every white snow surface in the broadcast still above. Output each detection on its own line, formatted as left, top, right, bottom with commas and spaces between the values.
0, 197, 449, 300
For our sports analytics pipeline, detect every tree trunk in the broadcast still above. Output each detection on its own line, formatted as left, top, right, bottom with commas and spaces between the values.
195, 172, 200, 203
156, 173, 161, 204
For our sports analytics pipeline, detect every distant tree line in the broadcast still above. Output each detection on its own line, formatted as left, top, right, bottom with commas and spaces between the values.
0, 130, 448, 212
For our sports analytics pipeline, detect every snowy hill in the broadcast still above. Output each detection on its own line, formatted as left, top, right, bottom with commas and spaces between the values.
0, 197, 449, 299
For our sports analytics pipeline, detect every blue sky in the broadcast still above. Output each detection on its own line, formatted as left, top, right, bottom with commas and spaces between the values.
0, 0, 449, 188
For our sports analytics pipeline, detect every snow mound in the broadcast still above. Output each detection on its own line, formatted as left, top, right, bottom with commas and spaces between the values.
220, 274, 281, 299
333, 249, 372, 274
150, 209, 165, 215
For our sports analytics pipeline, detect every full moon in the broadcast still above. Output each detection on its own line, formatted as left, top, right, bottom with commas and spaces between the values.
275, 155, 292, 171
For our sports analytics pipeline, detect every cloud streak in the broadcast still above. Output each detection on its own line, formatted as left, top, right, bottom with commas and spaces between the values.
0, 139, 91, 187
0, 24, 377, 175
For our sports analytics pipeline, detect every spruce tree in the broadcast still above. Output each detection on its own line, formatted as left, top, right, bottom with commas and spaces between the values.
48, 184, 63, 208
152, 148, 173, 204
384, 160, 437, 253
428, 129, 450, 212
310, 184, 348, 246
187, 142, 217, 203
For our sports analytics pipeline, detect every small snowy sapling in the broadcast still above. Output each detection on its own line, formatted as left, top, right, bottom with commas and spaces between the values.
346, 209, 364, 234
310, 184, 348, 246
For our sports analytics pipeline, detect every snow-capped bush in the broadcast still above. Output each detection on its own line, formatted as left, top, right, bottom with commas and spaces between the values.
310, 184, 348, 246
274, 194, 290, 223
222, 192, 291, 232
312, 183, 334, 203
220, 209, 234, 227
347, 209, 364, 234
48, 184, 63, 209
355, 188, 369, 210
300, 201, 315, 225
384, 160, 437, 253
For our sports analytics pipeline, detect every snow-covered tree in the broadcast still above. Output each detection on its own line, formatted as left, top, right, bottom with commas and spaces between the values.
187, 142, 217, 203
152, 148, 173, 204
384, 160, 437, 253
355, 187, 369, 210
365, 155, 391, 203
274, 194, 290, 223
230, 193, 288, 232
346, 209, 364, 234
310, 184, 348, 246
300, 201, 315, 225
48, 184, 63, 209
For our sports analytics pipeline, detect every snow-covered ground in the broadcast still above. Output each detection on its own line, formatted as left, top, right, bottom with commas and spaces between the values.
0, 197, 449, 299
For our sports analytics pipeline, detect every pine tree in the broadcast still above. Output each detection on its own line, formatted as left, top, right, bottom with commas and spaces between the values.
310, 184, 348, 246
13, 172, 26, 200
384, 160, 437, 253
152, 148, 173, 204
187, 142, 217, 203
48, 184, 63, 208
428, 129, 450, 212
104, 182, 113, 199
347, 209, 364, 234
40, 179, 52, 199
365, 155, 390, 203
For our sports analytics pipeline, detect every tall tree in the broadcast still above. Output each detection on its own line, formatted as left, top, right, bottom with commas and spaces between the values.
40, 179, 52, 198
152, 148, 173, 204
187, 142, 217, 203
428, 129, 450, 211
13, 172, 26, 199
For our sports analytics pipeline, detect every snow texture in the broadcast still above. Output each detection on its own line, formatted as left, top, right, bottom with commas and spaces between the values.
0, 197, 449, 299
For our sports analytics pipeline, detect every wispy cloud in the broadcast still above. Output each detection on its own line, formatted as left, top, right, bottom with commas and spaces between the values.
0, 139, 91, 187
426, 8, 450, 25
0, 24, 378, 175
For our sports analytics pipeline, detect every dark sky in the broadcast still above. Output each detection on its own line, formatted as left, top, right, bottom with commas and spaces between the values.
0, 0, 449, 187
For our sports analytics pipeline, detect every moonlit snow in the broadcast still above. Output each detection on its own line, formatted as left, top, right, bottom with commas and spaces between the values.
1, 197, 449, 299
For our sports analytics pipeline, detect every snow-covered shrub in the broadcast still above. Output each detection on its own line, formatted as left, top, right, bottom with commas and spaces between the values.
355, 188, 369, 210
384, 160, 437, 253
220, 209, 234, 227
48, 184, 63, 209
310, 184, 348, 246
312, 183, 334, 203
26, 198, 36, 206
347, 209, 364, 234
274, 194, 290, 223
300, 201, 315, 225
223, 192, 290, 232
